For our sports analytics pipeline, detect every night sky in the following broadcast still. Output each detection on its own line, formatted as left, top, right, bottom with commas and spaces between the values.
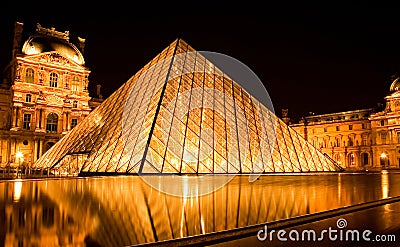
1, 3, 400, 122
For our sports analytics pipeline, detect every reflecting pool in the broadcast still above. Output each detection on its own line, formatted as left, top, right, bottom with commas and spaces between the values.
1, 172, 400, 246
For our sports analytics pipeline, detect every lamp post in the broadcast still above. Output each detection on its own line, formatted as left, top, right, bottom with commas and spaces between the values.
16, 151, 24, 178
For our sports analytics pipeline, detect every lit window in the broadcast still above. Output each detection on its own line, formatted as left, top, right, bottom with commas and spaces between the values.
381, 132, 387, 144
25, 94, 31, 102
46, 113, 58, 133
49, 72, 58, 87
71, 76, 79, 91
26, 68, 34, 83
71, 118, 78, 129
349, 153, 355, 166
23, 114, 31, 130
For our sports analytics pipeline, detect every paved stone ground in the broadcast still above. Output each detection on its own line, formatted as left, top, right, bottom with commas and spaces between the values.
210, 201, 400, 247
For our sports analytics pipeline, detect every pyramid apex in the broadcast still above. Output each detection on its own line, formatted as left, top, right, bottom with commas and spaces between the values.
34, 38, 343, 175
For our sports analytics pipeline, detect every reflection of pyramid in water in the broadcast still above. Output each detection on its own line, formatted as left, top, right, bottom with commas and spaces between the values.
34, 39, 343, 174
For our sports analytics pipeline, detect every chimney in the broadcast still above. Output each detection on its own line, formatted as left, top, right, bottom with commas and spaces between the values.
12, 22, 24, 59
282, 108, 291, 125
96, 84, 103, 99
77, 37, 86, 55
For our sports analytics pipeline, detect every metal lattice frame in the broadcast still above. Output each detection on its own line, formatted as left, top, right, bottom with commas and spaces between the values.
33, 39, 342, 174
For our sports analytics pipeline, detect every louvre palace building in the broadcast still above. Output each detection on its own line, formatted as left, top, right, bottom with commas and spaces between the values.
290, 76, 400, 170
0, 22, 102, 169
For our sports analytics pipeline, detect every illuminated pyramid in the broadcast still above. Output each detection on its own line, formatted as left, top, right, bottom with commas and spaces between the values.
33, 39, 343, 174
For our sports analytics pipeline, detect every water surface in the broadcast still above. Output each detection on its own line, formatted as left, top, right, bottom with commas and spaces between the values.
1, 172, 399, 246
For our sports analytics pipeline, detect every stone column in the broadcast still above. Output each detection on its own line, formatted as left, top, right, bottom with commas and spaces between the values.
11, 138, 16, 163
41, 110, 46, 130
33, 139, 38, 162
6, 138, 11, 165
67, 112, 71, 131
62, 112, 67, 132
35, 109, 40, 130
39, 140, 43, 158
11, 107, 17, 127
15, 107, 19, 127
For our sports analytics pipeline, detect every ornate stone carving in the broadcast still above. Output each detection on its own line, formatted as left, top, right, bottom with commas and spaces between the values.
36, 23, 69, 40
38, 68, 44, 84
15, 63, 22, 81
64, 95, 71, 104
39, 53, 71, 66
46, 95, 64, 105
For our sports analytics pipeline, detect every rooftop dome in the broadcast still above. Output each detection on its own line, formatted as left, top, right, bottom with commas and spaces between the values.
390, 76, 400, 92
21, 24, 85, 65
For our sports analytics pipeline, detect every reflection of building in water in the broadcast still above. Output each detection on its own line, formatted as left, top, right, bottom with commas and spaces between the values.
290, 76, 400, 169
0, 181, 94, 247
33, 38, 342, 175
1, 175, 392, 246
0, 22, 103, 169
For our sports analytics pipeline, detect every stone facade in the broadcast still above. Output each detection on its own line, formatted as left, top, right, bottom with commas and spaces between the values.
290, 77, 400, 170
0, 22, 102, 168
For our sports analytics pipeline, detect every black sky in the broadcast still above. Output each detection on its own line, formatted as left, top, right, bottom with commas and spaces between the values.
1, 3, 400, 122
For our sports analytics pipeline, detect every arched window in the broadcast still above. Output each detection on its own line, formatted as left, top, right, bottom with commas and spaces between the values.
71, 76, 79, 91
335, 138, 340, 147
380, 153, 389, 168
348, 153, 355, 167
334, 153, 342, 166
49, 72, 58, 87
46, 113, 58, 133
348, 136, 354, 146
26, 68, 34, 83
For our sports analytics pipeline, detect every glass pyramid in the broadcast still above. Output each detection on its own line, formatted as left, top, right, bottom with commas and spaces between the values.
33, 39, 343, 174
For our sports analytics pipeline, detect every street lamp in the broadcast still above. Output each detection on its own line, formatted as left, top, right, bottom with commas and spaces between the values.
380, 153, 387, 169
16, 151, 24, 178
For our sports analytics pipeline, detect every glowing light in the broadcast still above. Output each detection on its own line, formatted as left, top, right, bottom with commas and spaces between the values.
201, 216, 205, 234
382, 171, 389, 199
182, 176, 189, 198
25, 45, 39, 55
380, 153, 387, 159
13, 180, 22, 202
16, 151, 24, 159
182, 149, 196, 163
